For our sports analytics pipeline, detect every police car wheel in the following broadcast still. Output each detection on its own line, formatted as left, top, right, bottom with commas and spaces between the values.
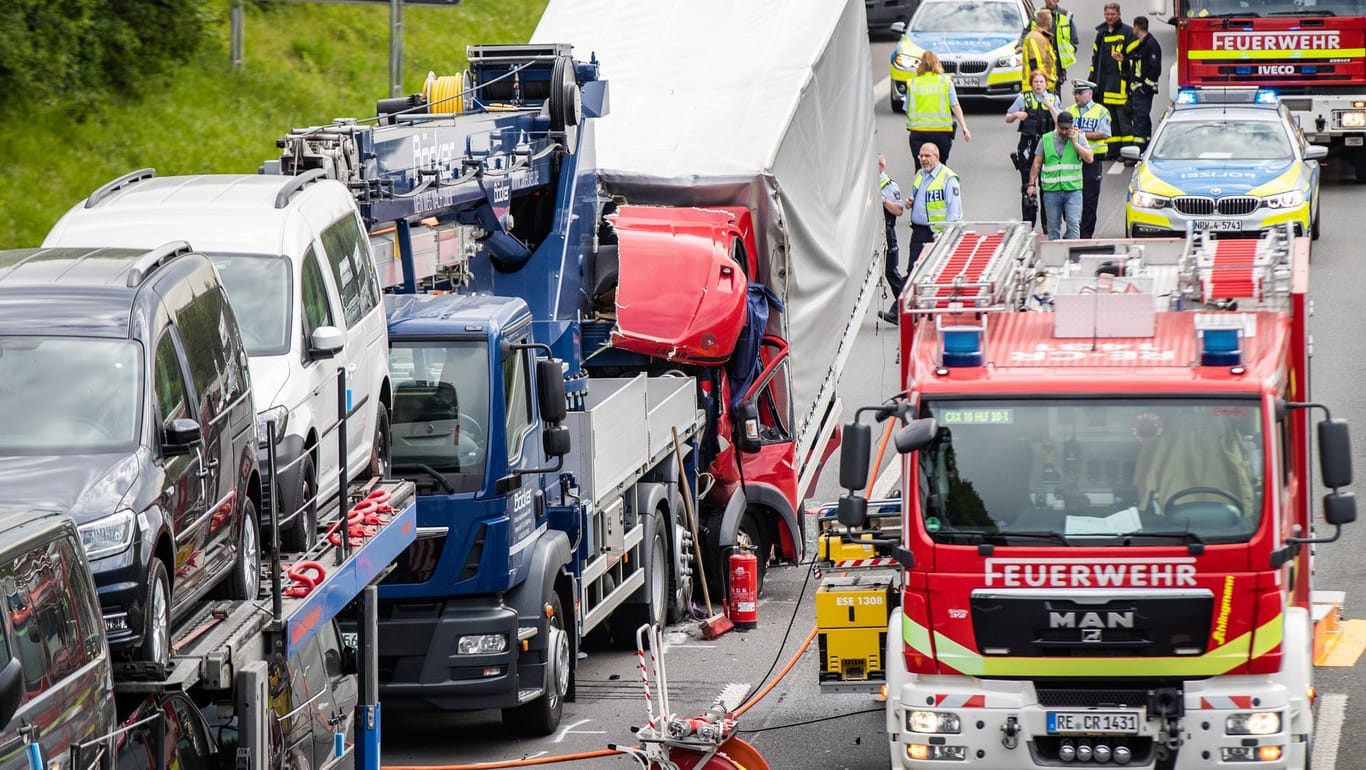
1312, 206, 1321, 241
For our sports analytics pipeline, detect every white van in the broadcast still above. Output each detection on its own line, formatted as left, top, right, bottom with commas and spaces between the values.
45, 170, 392, 549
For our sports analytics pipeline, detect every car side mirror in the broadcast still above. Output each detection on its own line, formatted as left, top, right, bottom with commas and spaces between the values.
0, 658, 22, 729
162, 417, 202, 456
890, 21, 906, 34
737, 401, 762, 454
1305, 145, 1328, 161
1120, 146, 1142, 161
309, 326, 344, 360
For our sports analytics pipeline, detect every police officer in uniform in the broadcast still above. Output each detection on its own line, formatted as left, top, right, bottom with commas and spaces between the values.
1006, 69, 1061, 225
878, 153, 907, 321
1089, 2, 1135, 160
1067, 80, 1112, 239
1126, 16, 1162, 159
905, 51, 973, 164
881, 142, 961, 323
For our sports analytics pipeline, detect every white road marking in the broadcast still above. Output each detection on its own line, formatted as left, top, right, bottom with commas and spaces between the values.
553, 719, 605, 743
1313, 692, 1347, 770
1108, 161, 1127, 175
875, 75, 891, 102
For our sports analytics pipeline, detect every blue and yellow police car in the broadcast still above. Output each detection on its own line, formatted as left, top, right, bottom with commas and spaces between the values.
889, 0, 1034, 112
1124, 88, 1324, 240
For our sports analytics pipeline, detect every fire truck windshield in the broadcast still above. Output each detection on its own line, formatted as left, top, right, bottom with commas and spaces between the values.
917, 399, 1265, 545
1180, 0, 1366, 16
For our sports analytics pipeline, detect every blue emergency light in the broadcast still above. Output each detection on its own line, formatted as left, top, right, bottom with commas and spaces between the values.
1175, 88, 1278, 106
1200, 327, 1242, 366
1176, 89, 1198, 104
1254, 89, 1279, 105
942, 326, 985, 367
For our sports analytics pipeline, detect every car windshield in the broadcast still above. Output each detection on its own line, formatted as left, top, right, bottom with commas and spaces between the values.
1151, 119, 1291, 160
389, 340, 490, 493
911, 1, 1024, 33
0, 337, 142, 452
917, 399, 1265, 545
209, 254, 292, 356
1179, 0, 1366, 15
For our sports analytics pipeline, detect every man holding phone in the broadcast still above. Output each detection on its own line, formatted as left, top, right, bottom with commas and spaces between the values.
1027, 110, 1094, 240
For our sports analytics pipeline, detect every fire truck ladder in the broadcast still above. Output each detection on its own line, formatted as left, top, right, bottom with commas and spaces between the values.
1178, 224, 1295, 311
903, 222, 1037, 315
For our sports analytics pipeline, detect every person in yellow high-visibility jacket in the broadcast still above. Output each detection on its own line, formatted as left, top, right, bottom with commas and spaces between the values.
905, 51, 972, 165
1020, 9, 1058, 93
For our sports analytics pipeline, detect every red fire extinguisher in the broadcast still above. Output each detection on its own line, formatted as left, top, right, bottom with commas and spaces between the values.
728, 547, 758, 629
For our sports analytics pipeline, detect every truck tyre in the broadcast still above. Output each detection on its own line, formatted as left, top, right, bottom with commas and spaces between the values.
282, 454, 318, 551
138, 560, 171, 669
503, 592, 569, 736
370, 402, 392, 479
609, 518, 667, 648
216, 500, 261, 600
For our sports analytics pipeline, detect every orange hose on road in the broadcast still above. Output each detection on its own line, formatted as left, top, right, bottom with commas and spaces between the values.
866, 418, 896, 498
382, 748, 625, 770
735, 626, 818, 718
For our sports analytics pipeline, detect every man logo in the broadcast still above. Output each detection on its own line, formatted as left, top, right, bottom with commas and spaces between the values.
1049, 610, 1135, 629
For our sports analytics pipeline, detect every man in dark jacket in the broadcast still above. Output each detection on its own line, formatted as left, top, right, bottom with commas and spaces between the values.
1088, 2, 1134, 160
1126, 15, 1162, 160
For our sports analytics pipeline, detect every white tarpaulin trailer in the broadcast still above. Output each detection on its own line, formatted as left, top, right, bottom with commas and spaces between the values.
532, 0, 883, 485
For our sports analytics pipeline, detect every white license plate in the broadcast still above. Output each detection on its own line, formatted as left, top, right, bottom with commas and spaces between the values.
1346, 136, 1364, 146
955, 76, 981, 87
1193, 219, 1242, 231
1047, 711, 1140, 735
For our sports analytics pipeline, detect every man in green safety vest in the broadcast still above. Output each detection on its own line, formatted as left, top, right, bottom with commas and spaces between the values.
880, 142, 961, 324
1027, 110, 1094, 240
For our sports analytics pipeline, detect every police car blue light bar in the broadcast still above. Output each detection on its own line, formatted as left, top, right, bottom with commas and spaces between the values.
1175, 88, 1278, 106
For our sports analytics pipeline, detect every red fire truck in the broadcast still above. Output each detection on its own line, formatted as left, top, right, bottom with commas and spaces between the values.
1153, 0, 1366, 180
829, 222, 1355, 769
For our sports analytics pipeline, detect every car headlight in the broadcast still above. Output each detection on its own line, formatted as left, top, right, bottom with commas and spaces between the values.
457, 634, 508, 655
1227, 712, 1281, 735
1130, 190, 1169, 209
78, 510, 137, 560
996, 53, 1022, 68
907, 710, 962, 734
1262, 189, 1305, 209
894, 53, 920, 71
256, 405, 290, 446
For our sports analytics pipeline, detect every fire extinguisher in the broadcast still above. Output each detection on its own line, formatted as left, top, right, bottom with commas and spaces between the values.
728, 547, 758, 629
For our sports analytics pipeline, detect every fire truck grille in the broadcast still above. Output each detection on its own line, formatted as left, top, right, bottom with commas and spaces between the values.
1173, 196, 1215, 216
1036, 688, 1152, 708
971, 594, 1213, 657
1216, 196, 1260, 216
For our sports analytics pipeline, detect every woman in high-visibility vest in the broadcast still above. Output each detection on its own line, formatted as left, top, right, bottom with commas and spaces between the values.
905, 51, 972, 165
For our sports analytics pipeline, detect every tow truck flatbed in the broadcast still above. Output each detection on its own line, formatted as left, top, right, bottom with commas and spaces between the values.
113, 479, 417, 694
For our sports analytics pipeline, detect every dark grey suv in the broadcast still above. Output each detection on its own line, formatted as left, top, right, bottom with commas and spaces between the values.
0, 243, 262, 667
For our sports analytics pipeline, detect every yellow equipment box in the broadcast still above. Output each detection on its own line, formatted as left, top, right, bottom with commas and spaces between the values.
816, 569, 898, 692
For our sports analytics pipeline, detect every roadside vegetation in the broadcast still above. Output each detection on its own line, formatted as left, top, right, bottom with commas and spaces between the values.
0, 0, 547, 247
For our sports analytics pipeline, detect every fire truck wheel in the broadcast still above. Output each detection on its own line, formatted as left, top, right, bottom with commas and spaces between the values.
138, 560, 171, 669
282, 454, 318, 551
609, 519, 667, 648
503, 592, 568, 736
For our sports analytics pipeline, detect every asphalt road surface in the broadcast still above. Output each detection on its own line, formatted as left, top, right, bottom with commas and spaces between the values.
383, 2, 1366, 767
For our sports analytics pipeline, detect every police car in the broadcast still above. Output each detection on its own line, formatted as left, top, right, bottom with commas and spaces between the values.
1124, 88, 1324, 240
889, 0, 1034, 112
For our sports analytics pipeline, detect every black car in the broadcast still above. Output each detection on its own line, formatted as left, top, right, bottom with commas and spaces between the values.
0, 243, 262, 667
867, 0, 920, 34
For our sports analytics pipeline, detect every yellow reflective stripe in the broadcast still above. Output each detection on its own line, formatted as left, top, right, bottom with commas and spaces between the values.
1259, 207, 1310, 228
1126, 207, 1172, 227
1252, 612, 1285, 659
935, 629, 1255, 677
903, 613, 933, 656
1137, 167, 1182, 196
1189, 48, 1366, 60
989, 69, 1019, 86
1245, 164, 1303, 196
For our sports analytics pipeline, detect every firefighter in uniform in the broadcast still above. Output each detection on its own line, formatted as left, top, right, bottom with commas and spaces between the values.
1019, 0, 1079, 94
1067, 80, 1112, 239
1006, 69, 1061, 226
1126, 15, 1162, 159
1020, 9, 1059, 93
1088, 2, 1135, 160
878, 153, 907, 323
905, 50, 973, 164
881, 142, 962, 324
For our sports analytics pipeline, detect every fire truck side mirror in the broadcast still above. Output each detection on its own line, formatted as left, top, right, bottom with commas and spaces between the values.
1318, 418, 1352, 489
1324, 492, 1357, 527
894, 417, 939, 455
840, 422, 871, 491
